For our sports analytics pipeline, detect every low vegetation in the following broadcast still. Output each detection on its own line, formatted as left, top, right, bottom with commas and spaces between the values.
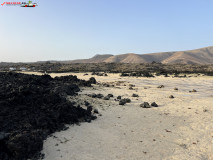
1, 62, 213, 75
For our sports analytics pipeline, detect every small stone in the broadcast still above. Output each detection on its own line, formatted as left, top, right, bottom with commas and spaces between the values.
174, 87, 178, 90
151, 102, 158, 107
157, 85, 164, 88
84, 101, 90, 106
169, 95, 174, 98
132, 94, 139, 97
103, 84, 110, 87
203, 109, 208, 112
103, 96, 110, 100
140, 102, 151, 108
89, 77, 96, 84
124, 98, 131, 103
192, 89, 197, 92
117, 96, 122, 99
129, 84, 135, 87
94, 109, 99, 114
129, 87, 134, 90
119, 99, 126, 105
107, 94, 113, 98
96, 94, 104, 98
91, 93, 97, 98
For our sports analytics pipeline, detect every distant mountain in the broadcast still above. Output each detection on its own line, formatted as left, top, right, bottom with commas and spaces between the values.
69, 46, 213, 64
70, 54, 113, 63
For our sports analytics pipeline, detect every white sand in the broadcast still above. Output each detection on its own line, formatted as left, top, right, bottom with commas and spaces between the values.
35, 73, 213, 160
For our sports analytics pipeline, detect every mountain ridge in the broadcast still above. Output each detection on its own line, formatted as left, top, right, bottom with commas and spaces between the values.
69, 46, 213, 64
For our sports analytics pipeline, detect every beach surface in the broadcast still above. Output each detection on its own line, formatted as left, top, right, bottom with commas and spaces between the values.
28, 73, 213, 160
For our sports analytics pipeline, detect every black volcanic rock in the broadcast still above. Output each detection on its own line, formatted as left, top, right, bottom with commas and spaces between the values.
0, 72, 96, 160
88, 77, 96, 84
140, 102, 151, 108
117, 96, 121, 99
151, 102, 158, 107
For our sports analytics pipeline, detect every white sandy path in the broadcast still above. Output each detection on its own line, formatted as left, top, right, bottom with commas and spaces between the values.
25, 72, 213, 160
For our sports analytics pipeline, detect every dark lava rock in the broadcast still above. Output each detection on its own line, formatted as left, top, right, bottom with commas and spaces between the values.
124, 98, 131, 103
54, 84, 80, 97
88, 93, 97, 98
88, 77, 96, 84
132, 94, 139, 97
119, 98, 131, 105
94, 109, 99, 114
103, 84, 110, 87
0, 72, 96, 160
140, 102, 151, 108
129, 87, 134, 90
117, 96, 122, 99
87, 106, 93, 112
129, 84, 135, 87
157, 85, 164, 88
84, 101, 90, 106
119, 99, 126, 105
189, 89, 197, 93
96, 94, 104, 98
121, 73, 129, 76
103, 96, 110, 100
151, 102, 158, 107
169, 95, 175, 98
107, 94, 113, 98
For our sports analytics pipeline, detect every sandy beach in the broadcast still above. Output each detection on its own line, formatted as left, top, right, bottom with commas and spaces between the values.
35, 73, 213, 160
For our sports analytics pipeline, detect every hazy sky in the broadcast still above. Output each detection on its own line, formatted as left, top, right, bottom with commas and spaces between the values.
1, 0, 213, 62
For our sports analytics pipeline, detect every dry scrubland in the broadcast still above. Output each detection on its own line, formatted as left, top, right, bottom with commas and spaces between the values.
30, 72, 213, 160
2, 63, 213, 76
45, 63, 213, 75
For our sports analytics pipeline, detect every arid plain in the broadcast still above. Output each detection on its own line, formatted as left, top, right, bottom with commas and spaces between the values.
24, 72, 213, 160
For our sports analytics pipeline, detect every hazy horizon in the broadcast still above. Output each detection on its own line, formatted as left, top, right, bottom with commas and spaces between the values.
1, 0, 213, 62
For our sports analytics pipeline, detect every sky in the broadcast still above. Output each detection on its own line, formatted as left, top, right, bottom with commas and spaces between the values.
0, 0, 213, 62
